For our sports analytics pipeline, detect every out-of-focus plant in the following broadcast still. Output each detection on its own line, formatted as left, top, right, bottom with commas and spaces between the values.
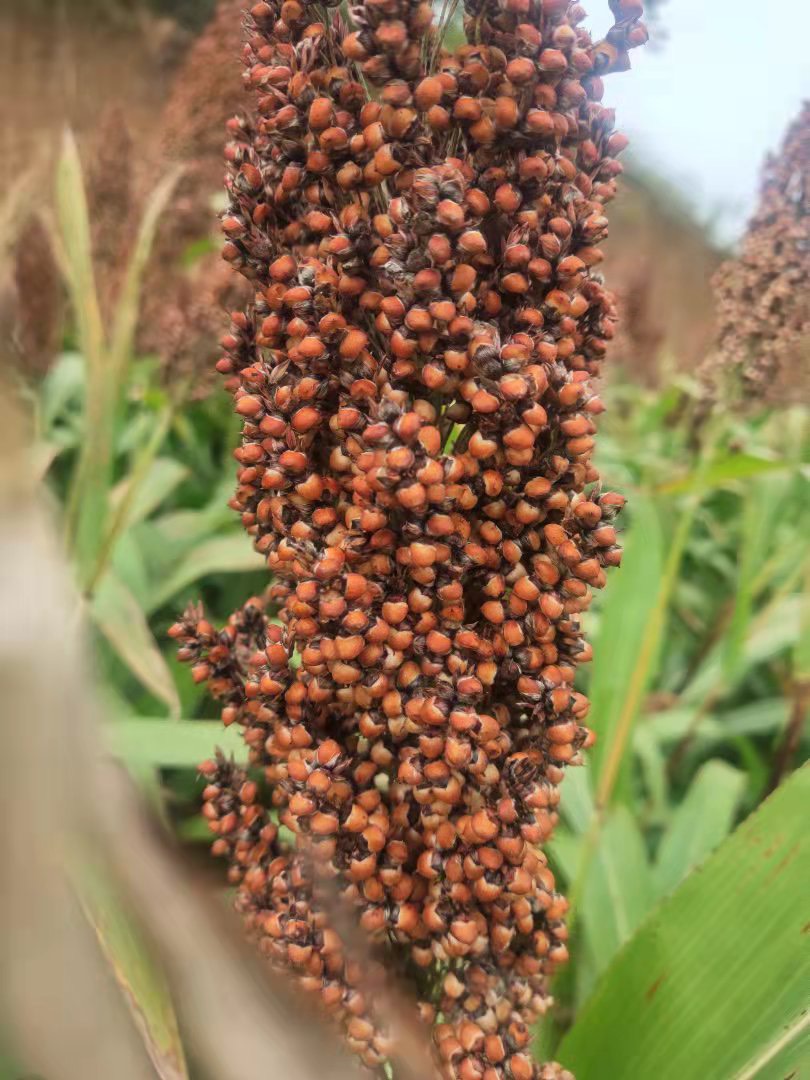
35, 133, 264, 719
0, 392, 361, 1080
537, 373, 809, 1057
0, 184, 65, 377
52, 131, 179, 593
706, 101, 810, 406
555, 762, 809, 1079
140, 0, 250, 394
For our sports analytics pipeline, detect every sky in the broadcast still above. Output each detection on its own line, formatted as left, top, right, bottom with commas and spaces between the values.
590, 0, 810, 245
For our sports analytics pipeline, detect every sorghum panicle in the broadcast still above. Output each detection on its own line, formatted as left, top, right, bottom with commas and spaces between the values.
709, 101, 810, 399
171, 1, 646, 1074
156, 0, 249, 255
141, 0, 251, 391
86, 104, 136, 320
3, 215, 64, 377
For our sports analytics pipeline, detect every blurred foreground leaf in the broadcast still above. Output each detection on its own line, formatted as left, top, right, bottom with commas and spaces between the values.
557, 764, 810, 1079
79, 867, 189, 1080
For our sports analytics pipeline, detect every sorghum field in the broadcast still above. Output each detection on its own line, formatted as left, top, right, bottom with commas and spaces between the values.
0, 1, 807, 1078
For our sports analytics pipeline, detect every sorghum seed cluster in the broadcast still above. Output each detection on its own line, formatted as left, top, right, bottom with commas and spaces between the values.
709, 101, 809, 399
171, 0, 645, 1074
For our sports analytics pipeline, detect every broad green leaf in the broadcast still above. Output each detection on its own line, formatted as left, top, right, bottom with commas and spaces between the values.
77, 864, 188, 1079
739, 1022, 810, 1080
655, 452, 788, 496
724, 474, 793, 684
145, 533, 264, 614
587, 493, 665, 804
699, 595, 801, 700
634, 727, 668, 821
557, 766, 594, 834
534, 938, 589, 1065
546, 826, 580, 886
652, 760, 745, 899
151, 475, 237, 545
108, 718, 245, 768
110, 457, 189, 531
683, 595, 803, 704
153, 502, 234, 549
795, 562, 810, 680
750, 528, 808, 599
123, 481, 237, 596
732, 735, 772, 801
572, 940, 602, 1027
723, 486, 762, 683
557, 765, 810, 1080
127, 523, 196, 600
633, 381, 686, 436
85, 410, 177, 595
641, 699, 789, 747
117, 407, 162, 456
55, 140, 180, 591
721, 698, 791, 737
39, 351, 86, 433
92, 573, 180, 718
53, 136, 104, 375
110, 529, 151, 606
578, 807, 652, 982
54, 131, 111, 579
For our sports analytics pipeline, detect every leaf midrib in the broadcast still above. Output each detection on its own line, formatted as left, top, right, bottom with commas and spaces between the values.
732, 1008, 810, 1080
